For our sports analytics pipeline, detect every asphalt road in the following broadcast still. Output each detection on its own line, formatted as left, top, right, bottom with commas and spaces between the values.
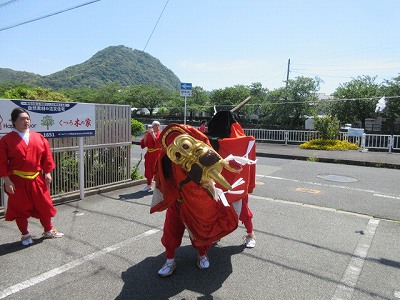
1, 151, 399, 300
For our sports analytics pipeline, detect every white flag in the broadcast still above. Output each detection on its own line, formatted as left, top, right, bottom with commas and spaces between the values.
375, 96, 386, 112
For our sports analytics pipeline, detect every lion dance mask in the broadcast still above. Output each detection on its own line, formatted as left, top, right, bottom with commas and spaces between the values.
160, 124, 238, 198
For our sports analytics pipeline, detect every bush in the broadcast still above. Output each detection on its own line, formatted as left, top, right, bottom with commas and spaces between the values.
300, 139, 360, 151
131, 152, 143, 180
131, 119, 144, 136
313, 115, 339, 140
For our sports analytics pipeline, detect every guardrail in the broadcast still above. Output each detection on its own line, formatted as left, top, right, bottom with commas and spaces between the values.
243, 129, 399, 153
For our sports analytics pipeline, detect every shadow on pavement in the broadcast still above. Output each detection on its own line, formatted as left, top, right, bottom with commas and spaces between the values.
119, 191, 153, 200
0, 237, 43, 256
116, 244, 245, 300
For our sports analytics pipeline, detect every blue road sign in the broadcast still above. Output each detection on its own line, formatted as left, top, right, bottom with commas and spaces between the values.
180, 82, 192, 90
180, 82, 192, 97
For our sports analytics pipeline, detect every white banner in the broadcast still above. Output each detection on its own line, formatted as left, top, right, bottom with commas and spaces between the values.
0, 99, 96, 138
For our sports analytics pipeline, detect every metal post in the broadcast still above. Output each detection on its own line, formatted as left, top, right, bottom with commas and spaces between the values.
78, 137, 85, 200
388, 135, 393, 154
360, 133, 366, 152
184, 96, 187, 125
284, 130, 289, 145
0, 178, 7, 213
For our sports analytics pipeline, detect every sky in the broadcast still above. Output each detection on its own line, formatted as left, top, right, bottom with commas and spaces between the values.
0, 0, 399, 95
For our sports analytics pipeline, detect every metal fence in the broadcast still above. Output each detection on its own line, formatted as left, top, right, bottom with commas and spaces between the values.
244, 129, 400, 153
1, 104, 132, 209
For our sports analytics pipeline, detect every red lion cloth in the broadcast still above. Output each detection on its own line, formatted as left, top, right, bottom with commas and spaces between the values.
150, 124, 239, 247
206, 111, 256, 229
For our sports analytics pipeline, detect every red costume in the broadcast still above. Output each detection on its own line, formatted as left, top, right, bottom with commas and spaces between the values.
150, 124, 239, 258
140, 130, 162, 186
213, 123, 256, 233
0, 131, 57, 222
206, 111, 256, 235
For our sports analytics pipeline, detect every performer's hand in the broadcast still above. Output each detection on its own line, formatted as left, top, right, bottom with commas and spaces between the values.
3, 176, 15, 194
44, 173, 52, 187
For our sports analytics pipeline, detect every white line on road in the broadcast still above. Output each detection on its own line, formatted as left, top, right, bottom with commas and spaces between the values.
374, 193, 400, 200
331, 219, 380, 300
394, 290, 400, 298
257, 174, 400, 199
0, 228, 160, 299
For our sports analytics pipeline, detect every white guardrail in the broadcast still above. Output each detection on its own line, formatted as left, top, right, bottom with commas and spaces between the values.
243, 129, 400, 153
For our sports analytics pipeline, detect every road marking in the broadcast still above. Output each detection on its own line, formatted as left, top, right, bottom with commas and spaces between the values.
250, 194, 373, 218
395, 290, 400, 299
331, 219, 380, 300
257, 174, 400, 199
374, 193, 400, 200
295, 187, 321, 194
0, 228, 160, 299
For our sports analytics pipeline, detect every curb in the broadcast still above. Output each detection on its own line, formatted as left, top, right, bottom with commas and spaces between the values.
255, 152, 400, 170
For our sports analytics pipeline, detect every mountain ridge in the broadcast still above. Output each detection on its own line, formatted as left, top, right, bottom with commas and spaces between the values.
0, 45, 181, 90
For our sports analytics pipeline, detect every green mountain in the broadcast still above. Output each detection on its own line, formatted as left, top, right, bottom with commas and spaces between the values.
0, 45, 181, 90
0, 68, 43, 85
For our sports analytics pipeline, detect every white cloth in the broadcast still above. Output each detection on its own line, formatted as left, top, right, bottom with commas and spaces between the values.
375, 96, 386, 112
13, 128, 30, 145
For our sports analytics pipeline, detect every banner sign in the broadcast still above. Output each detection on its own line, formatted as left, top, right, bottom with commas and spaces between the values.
0, 99, 96, 138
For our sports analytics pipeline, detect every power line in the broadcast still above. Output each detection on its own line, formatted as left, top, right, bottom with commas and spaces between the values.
142, 0, 170, 53
0, 0, 101, 32
0, 0, 21, 8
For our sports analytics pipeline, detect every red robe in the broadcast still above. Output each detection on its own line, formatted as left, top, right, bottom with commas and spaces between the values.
0, 131, 56, 221
140, 131, 162, 185
150, 124, 239, 248
215, 122, 256, 223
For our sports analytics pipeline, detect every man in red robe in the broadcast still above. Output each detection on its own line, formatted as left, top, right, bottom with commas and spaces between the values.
140, 120, 162, 192
0, 108, 64, 246
150, 124, 240, 277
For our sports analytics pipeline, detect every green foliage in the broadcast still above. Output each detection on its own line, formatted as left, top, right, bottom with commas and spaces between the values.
131, 119, 144, 136
0, 46, 181, 91
131, 151, 143, 180
2, 86, 70, 101
128, 84, 176, 116
260, 76, 320, 129
380, 75, 400, 118
210, 85, 250, 111
329, 76, 380, 128
307, 156, 319, 162
313, 115, 339, 140
52, 152, 79, 194
300, 139, 359, 151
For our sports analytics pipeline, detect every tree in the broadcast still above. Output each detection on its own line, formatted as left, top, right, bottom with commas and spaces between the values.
262, 76, 320, 129
210, 85, 250, 111
94, 82, 126, 104
186, 86, 211, 120
1, 85, 70, 102
380, 75, 400, 132
329, 76, 380, 128
128, 84, 174, 116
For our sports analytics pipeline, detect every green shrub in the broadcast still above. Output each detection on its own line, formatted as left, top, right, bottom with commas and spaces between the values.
131, 151, 143, 180
313, 115, 339, 140
300, 139, 359, 151
131, 119, 144, 136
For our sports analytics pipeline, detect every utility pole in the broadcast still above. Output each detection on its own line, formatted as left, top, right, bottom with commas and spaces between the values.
286, 59, 290, 87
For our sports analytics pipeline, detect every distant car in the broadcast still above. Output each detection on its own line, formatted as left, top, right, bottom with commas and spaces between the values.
341, 124, 352, 130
